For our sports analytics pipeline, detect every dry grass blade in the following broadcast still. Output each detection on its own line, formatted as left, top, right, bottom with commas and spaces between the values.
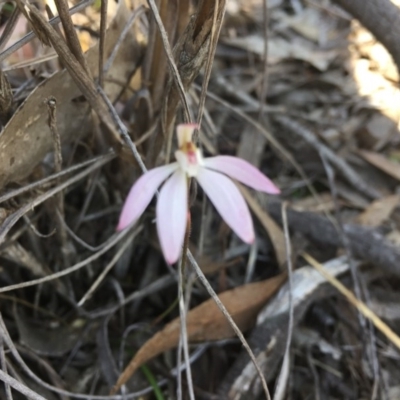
77, 228, 142, 306
0, 6, 20, 50
0, 368, 46, 400
144, 0, 179, 112
196, 84, 323, 204
302, 252, 400, 350
0, 155, 113, 243
0, 0, 94, 62
0, 315, 160, 399
111, 272, 286, 394
187, 251, 273, 400
195, 0, 226, 134
0, 1, 140, 188
160, 0, 226, 163
22, 1, 121, 144
0, 227, 132, 294
273, 115, 382, 200
273, 203, 294, 400
98, 0, 108, 86
239, 186, 287, 267
53, 0, 89, 73
147, 0, 191, 123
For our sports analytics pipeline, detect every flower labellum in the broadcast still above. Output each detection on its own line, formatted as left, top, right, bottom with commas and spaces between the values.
117, 124, 280, 264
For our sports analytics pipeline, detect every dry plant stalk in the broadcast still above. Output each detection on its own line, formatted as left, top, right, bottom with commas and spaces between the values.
147, 0, 226, 165
21, 0, 123, 146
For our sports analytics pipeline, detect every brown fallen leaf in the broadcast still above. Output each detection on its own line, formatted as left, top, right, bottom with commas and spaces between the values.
111, 273, 286, 394
358, 150, 400, 181
357, 194, 399, 227
0, 1, 141, 189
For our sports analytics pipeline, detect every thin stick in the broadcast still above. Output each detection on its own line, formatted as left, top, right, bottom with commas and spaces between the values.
186, 250, 272, 400
0, 335, 12, 400
146, 0, 191, 123
103, 6, 146, 74
77, 228, 141, 306
273, 203, 294, 400
302, 252, 400, 350
195, 0, 226, 140
98, 0, 108, 86
0, 315, 162, 400
0, 6, 20, 50
0, 368, 45, 400
0, 156, 112, 242
0, 227, 132, 294
0, 0, 95, 62
177, 213, 195, 400
257, 0, 269, 120
53, 0, 89, 73
0, 153, 115, 204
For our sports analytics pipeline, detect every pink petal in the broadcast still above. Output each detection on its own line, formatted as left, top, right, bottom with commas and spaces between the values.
117, 163, 178, 231
196, 168, 254, 243
203, 156, 280, 194
157, 169, 188, 264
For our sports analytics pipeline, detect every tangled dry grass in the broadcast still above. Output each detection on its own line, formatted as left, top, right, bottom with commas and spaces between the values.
1, 0, 400, 399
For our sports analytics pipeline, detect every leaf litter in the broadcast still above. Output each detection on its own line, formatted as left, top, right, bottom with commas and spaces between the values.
1, 0, 400, 399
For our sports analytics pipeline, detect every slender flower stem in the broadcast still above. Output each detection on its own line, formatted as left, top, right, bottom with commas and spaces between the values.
177, 203, 195, 400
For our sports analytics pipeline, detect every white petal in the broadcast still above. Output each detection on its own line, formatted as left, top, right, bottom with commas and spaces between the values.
203, 156, 280, 194
157, 169, 188, 264
175, 149, 203, 177
196, 168, 254, 243
117, 163, 178, 231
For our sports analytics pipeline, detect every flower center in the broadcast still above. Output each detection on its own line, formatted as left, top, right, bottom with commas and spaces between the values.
175, 141, 203, 177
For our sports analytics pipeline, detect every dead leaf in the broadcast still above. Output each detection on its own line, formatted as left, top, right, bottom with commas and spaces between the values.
358, 150, 400, 181
111, 273, 286, 393
357, 195, 399, 227
355, 113, 397, 151
223, 35, 338, 71
14, 306, 84, 356
0, 1, 141, 189
1, 242, 48, 276
239, 186, 287, 266
292, 192, 335, 213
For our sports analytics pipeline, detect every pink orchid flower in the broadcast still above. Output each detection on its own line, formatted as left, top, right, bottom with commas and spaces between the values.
117, 124, 280, 264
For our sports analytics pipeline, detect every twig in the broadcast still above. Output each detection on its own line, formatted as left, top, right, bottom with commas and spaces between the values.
0, 0, 95, 62
273, 114, 381, 200
195, 0, 226, 141
103, 6, 146, 74
146, 0, 191, 123
77, 228, 142, 306
0, 155, 112, 243
98, 0, 108, 86
0, 227, 133, 294
177, 213, 195, 400
258, 0, 269, 120
0, 153, 115, 204
273, 203, 294, 400
0, 315, 161, 400
193, 83, 319, 202
302, 253, 400, 350
53, 0, 89, 73
46, 96, 71, 268
0, 6, 20, 50
0, 335, 12, 400
0, 368, 45, 400
186, 250, 272, 400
